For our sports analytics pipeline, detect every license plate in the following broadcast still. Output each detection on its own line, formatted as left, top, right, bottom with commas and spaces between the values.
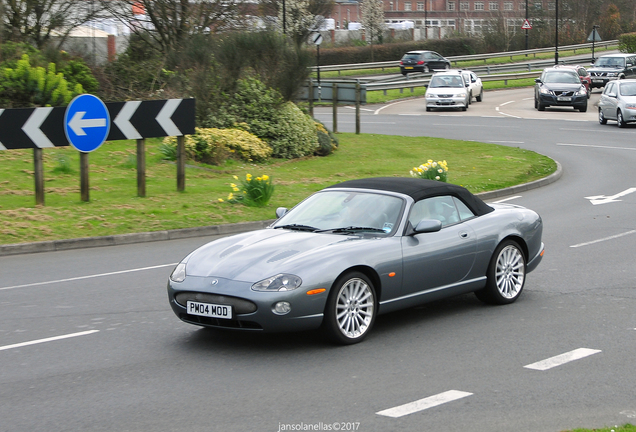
187, 301, 233, 319
593, 79, 603, 83
405, 66, 413, 69
557, 96, 572, 102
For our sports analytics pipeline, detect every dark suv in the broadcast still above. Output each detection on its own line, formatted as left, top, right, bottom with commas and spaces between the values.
400, 51, 451, 75
534, 67, 588, 112
587, 53, 636, 89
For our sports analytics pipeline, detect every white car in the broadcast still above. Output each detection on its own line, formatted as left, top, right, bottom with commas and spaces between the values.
460, 70, 484, 104
425, 71, 470, 112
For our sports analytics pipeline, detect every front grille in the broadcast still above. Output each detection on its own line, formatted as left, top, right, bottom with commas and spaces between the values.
175, 292, 257, 314
590, 72, 606, 77
179, 313, 263, 330
554, 91, 575, 97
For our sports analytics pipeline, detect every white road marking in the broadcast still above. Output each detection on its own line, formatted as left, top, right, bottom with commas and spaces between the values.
489, 140, 524, 144
0, 330, 99, 352
0, 263, 178, 291
492, 196, 522, 203
524, 348, 602, 371
557, 143, 636, 151
500, 100, 516, 106
376, 390, 473, 418
570, 230, 636, 248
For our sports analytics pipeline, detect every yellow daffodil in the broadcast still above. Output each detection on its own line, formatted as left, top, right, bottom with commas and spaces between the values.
262, 175, 269, 181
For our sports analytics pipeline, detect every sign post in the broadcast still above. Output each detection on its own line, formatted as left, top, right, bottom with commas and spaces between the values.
64, 94, 111, 202
588, 26, 602, 63
312, 33, 323, 101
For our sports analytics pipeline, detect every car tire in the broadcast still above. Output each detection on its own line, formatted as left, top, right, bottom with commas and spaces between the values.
426, 107, 432, 112
538, 103, 546, 111
461, 105, 467, 111
476, 88, 483, 102
423, 65, 430, 73
468, 92, 472, 104
323, 271, 377, 345
475, 240, 526, 305
579, 104, 587, 113
599, 109, 607, 125
617, 110, 627, 128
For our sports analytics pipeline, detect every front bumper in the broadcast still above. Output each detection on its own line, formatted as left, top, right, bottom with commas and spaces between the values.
167, 276, 327, 332
426, 96, 467, 109
537, 93, 587, 108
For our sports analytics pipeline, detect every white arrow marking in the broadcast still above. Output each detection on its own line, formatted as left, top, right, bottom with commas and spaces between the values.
68, 111, 107, 136
23, 107, 54, 148
585, 187, 636, 205
113, 100, 142, 139
0, 109, 5, 150
156, 99, 182, 136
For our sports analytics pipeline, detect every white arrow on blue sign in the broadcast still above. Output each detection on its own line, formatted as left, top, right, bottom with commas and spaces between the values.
64, 94, 110, 152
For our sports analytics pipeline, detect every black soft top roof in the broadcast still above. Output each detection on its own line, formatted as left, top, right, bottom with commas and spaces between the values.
326, 177, 494, 216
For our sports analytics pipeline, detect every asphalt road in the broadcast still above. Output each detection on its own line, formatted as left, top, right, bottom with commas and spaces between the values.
2, 88, 636, 432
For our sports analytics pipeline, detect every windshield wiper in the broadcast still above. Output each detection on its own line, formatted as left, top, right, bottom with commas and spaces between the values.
317, 226, 387, 234
274, 224, 318, 232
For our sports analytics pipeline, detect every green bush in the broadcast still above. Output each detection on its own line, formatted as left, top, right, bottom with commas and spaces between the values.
619, 33, 636, 53
314, 120, 339, 156
270, 102, 319, 159
163, 127, 271, 164
0, 54, 83, 108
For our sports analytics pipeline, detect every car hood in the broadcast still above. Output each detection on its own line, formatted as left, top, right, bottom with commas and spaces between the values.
540, 82, 582, 91
426, 87, 465, 96
184, 228, 375, 281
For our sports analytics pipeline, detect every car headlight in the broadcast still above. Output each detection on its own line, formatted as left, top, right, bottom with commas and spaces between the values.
577, 87, 587, 95
540, 87, 552, 95
608, 72, 618, 77
252, 274, 302, 292
626, 104, 636, 111
426, 93, 436, 99
170, 262, 187, 283
458, 92, 467, 98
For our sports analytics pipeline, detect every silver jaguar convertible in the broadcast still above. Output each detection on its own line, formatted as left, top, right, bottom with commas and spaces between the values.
168, 177, 544, 344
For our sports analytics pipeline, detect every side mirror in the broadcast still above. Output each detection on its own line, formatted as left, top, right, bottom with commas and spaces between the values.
535, 78, 542, 83
275, 207, 288, 218
413, 219, 443, 234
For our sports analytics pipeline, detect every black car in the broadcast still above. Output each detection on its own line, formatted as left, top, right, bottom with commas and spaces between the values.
534, 68, 588, 112
400, 50, 451, 75
588, 53, 636, 89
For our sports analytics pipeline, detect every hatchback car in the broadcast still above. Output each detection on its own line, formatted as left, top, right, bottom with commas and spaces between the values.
598, 79, 636, 127
425, 71, 470, 111
553, 64, 591, 98
167, 177, 544, 345
400, 50, 451, 75
588, 54, 636, 88
534, 67, 588, 112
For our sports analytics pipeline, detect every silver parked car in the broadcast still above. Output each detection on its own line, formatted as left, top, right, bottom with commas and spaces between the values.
168, 178, 544, 344
598, 79, 636, 127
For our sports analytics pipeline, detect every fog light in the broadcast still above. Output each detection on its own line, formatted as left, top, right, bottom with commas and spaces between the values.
272, 301, 291, 315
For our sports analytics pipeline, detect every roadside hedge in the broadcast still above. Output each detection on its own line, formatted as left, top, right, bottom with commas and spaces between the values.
618, 32, 636, 54
316, 38, 483, 66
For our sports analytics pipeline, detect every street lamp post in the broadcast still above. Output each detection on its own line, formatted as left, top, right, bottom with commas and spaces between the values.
525, 0, 529, 51
554, 0, 559, 65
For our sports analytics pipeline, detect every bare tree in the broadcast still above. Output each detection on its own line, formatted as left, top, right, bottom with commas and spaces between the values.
2, 0, 105, 49
104, 0, 242, 53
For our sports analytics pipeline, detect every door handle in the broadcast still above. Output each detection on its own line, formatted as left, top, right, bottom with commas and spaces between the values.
459, 231, 469, 239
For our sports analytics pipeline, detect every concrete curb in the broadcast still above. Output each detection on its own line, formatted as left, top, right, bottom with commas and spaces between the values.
0, 162, 561, 257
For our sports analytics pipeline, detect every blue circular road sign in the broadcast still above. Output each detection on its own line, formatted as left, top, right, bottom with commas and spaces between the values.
64, 94, 110, 152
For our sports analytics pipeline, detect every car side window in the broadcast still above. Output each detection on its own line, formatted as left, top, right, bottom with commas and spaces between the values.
453, 197, 475, 220
409, 196, 462, 228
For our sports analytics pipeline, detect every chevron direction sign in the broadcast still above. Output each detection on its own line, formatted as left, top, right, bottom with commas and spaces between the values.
0, 98, 195, 151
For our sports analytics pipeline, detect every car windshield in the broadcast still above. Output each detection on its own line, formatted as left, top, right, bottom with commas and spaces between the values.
620, 83, 636, 96
429, 76, 464, 88
595, 57, 625, 68
542, 71, 581, 84
273, 190, 404, 235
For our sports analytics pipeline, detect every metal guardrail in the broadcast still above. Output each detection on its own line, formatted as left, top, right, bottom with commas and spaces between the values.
311, 40, 618, 73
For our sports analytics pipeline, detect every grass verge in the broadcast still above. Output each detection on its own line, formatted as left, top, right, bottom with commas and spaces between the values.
0, 133, 556, 245
562, 425, 636, 432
